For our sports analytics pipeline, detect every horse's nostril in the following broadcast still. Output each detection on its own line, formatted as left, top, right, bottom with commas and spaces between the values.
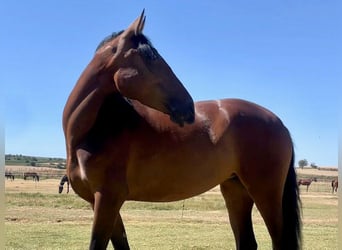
186, 111, 195, 124
169, 107, 195, 126
181, 101, 195, 124
167, 97, 195, 125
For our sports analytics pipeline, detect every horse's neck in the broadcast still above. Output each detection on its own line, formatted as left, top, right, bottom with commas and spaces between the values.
128, 99, 171, 128
63, 59, 119, 150
64, 63, 95, 121
90, 94, 142, 135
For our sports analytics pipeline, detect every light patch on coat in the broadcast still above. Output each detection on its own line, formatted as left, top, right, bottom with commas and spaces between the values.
195, 100, 230, 144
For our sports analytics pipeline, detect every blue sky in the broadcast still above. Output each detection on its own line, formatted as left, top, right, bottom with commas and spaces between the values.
2, 1, 340, 166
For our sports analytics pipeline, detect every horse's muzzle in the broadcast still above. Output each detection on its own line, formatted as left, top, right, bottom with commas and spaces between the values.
168, 100, 195, 127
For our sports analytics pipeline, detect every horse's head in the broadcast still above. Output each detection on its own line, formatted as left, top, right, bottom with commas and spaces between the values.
95, 10, 195, 126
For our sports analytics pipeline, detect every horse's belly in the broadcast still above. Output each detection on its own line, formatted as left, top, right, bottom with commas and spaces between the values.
125, 156, 233, 202
126, 181, 219, 202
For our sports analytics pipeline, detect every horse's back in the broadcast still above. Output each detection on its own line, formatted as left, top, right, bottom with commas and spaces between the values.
202, 98, 292, 164
196, 98, 279, 119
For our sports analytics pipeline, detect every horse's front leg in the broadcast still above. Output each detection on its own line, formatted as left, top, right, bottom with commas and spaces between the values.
110, 213, 130, 250
90, 189, 127, 250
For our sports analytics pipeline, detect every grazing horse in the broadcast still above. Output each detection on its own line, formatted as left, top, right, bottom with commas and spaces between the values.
63, 11, 301, 250
297, 178, 317, 192
5, 172, 15, 181
23, 172, 39, 182
58, 175, 70, 194
331, 179, 338, 194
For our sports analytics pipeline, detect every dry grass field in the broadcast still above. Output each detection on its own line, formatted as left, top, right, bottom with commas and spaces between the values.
5, 166, 338, 249
296, 167, 338, 177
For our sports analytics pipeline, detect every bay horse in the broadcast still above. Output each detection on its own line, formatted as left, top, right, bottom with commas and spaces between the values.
5, 172, 15, 181
331, 179, 338, 194
23, 172, 39, 182
297, 178, 317, 192
63, 10, 301, 250
58, 175, 70, 194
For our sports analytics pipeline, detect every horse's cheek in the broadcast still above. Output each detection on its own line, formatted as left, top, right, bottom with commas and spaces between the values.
114, 68, 140, 98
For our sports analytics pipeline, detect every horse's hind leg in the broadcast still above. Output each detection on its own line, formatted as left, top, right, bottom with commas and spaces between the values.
220, 177, 257, 250
110, 213, 130, 250
249, 185, 283, 249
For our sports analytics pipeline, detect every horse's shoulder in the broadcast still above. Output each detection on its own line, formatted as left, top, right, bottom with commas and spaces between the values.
194, 99, 232, 144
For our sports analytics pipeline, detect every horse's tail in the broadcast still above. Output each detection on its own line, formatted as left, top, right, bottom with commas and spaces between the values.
281, 148, 302, 250
58, 175, 67, 194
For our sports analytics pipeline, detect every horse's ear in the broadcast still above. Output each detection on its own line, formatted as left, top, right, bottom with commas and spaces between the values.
122, 9, 146, 39
113, 9, 146, 59
135, 9, 146, 35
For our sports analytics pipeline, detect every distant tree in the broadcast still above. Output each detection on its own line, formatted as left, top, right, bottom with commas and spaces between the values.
30, 161, 36, 166
310, 163, 318, 169
298, 159, 308, 169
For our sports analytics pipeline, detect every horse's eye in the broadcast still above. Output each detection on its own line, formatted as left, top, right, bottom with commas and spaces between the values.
112, 47, 117, 54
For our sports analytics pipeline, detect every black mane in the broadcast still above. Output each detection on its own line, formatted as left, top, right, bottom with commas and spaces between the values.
95, 30, 124, 52
96, 31, 159, 61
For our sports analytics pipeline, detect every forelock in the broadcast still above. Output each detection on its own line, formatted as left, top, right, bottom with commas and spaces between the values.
95, 30, 124, 52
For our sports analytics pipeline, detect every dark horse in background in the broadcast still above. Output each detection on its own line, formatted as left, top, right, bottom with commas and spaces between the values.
63, 10, 301, 250
23, 172, 39, 182
297, 178, 317, 192
331, 179, 338, 194
5, 172, 15, 181
58, 175, 70, 194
